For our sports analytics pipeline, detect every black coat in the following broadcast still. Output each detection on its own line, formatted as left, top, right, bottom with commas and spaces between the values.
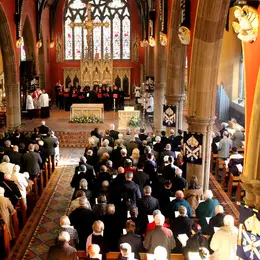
119, 232, 144, 259
171, 176, 188, 193
8, 151, 23, 166
47, 241, 78, 260
22, 151, 42, 179
121, 180, 142, 206
69, 207, 96, 250
109, 130, 119, 140
206, 213, 225, 235
133, 170, 150, 194
143, 160, 157, 181
162, 164, 176, 181
38, 125, 50, 135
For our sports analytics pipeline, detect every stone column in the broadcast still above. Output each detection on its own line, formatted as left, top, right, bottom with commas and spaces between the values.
148, 46, 154, 77
186, 0, 230, 189
144, 46, 149, 79
240, 69, 260, 207
39, 73, 45, 89
165, 0, 186, 132
5, 83, 21, 129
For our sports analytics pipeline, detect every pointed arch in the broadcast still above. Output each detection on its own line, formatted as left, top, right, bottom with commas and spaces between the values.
0, 4, 20, 128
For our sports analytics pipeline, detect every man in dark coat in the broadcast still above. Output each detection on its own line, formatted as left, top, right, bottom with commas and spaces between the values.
109, 123, 119, 140
137, 186, 159, 234
143, 153, 157, 182
38, 120, 50, 135
42, 131, 58, 170
162, 156, 176, 181
133, 163, 150, 196
171, 168, 188, 193
170, 206, 193, 253
205, 205, 225, 236
69, 197, 96, 250
22, 144, 42, 180
138, 128, 148, 142
8, 145, 23, 166
47, 231, 78, 260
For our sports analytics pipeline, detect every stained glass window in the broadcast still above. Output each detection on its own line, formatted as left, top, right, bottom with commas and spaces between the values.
21, 37, 26, 61
64, 0, 131, 60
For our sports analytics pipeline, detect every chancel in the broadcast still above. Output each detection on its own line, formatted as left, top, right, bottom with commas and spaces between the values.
1, 0, 260, 259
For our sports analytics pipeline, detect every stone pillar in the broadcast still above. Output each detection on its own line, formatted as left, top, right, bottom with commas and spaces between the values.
144, 46, 149, 79
165, 0, 186, 132
39, 73, 45, 89
147, 46, 154, 77
5, 83, 21, 128
241, 69, 260, 207
186, 0, 230, 189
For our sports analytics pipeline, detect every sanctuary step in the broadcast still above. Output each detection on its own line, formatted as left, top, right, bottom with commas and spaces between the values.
55, 131, 90, 148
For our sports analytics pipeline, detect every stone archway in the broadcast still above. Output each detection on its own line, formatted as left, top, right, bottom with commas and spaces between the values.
38, 30, 45, 89
0, 4, 21, 128
22, 15, 36, 70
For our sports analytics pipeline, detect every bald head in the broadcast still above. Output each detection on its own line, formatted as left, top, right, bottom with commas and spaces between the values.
118, 167, 124, 174
175, 190, 184, 199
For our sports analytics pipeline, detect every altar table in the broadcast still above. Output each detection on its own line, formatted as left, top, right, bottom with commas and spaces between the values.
70, 104, 104, 121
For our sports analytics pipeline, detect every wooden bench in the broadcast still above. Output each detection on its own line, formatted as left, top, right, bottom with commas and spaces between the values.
227, 173, 241, 198
12, 211, 19, 239
210, 153, 218, 174
16, 198, 27, 226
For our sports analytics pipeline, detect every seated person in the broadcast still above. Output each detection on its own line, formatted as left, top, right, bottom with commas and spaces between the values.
227, 147, 244, 176
119, 220, 144, 260
58, 216, 79, 248
68, 190, 91, 215
87, 244, 102, 260
205, 205, 225, 236
47, 231, 78, 260
0, 187, 16, 240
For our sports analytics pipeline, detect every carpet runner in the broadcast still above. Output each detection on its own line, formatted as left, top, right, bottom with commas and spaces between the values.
7, 148, 239, 260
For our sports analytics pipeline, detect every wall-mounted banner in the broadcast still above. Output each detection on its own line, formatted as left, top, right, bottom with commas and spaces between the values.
183, 132, 203, 164
163, 105, 176, 127
237, 205, 260, 260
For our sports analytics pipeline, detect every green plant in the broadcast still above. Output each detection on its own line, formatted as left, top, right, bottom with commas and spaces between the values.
70, 115, 103, 124
128, 116, 140, 127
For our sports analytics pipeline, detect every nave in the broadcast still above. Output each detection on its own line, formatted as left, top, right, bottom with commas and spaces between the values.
4, 146, 238, 260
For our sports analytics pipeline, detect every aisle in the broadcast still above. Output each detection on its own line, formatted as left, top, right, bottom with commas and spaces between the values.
8, 148, 83, 260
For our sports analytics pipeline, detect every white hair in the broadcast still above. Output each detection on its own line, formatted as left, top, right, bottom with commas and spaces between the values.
155, 136, 161, 143
215, 205, 224, 214
154, 246, 167, 260
164, 155, 169, 162
110, 124, 115, 130
223, 215, 234, 227
41, 120, 46, 126
204, 190, 213, 200
118, 133, 123, 139
154, 213, 165, 226
170, 129, 175, 135
175, 167, 182, 177
2, 155, 10, 163
58, 231, 70, 242
102, 139, 109, 147
121, 148, 127, 156
0, 187, 5, 195
165, 144, 171, 150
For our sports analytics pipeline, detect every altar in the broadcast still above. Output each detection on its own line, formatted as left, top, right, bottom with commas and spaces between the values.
118, 107, 140, 130
70, 104, 104, 121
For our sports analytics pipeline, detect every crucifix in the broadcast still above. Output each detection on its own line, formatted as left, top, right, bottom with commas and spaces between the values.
70, 3, 109, 60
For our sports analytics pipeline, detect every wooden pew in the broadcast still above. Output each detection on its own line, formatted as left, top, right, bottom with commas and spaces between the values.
43, 161, 49, 187
37, 170, 44, 195
0, 220, 11, 257
16, 198, 27, 226
227, 173, 241, 198
33, 178, 39, 202
12, 211, 19, 239
210, 153, 218, 174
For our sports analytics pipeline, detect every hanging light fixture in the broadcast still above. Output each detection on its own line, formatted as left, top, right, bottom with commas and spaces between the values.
49, 41, 55, 48
36, 39, 42, 48
149, 36, 156, 47
160, 32, 167, 46
16, 37, 23, 48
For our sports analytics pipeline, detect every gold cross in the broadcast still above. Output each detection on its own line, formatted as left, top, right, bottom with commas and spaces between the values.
70, 3, 109, 59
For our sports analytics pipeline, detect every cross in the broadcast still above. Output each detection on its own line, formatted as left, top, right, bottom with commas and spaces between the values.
70, 3, 109, 60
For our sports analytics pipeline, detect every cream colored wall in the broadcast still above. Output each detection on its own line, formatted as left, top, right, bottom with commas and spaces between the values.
217, 7, 242, 100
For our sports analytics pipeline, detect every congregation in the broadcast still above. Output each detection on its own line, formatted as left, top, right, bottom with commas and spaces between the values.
0, 121, 243, 260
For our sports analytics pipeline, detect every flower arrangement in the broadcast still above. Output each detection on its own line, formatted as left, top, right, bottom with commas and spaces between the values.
70, 115, 103, 124
128, 116, 140, 127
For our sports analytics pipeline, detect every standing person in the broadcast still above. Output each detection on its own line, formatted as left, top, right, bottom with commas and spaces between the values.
97, 87, 103, 104
71, 87, 78, 104
103, 86, 110, 111
146, 93, 154, 123
26, 91, 34, 119
119, 87, 124, 110
218, 131, 232, 160
39, 89, 50, 118
55, 80, 62, 107
63, 84, 71, 111
57, 84, 64, 109
144, 213, 176, 259
78, 85, 85, 103
134, 85, 141, 105
22, 144, 42, 180
32, 86, 42, 118
210, 215, 238, 260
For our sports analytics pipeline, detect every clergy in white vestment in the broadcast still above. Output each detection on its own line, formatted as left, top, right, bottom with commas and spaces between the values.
26, 92, 34, 119
39, 90, 50, 118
